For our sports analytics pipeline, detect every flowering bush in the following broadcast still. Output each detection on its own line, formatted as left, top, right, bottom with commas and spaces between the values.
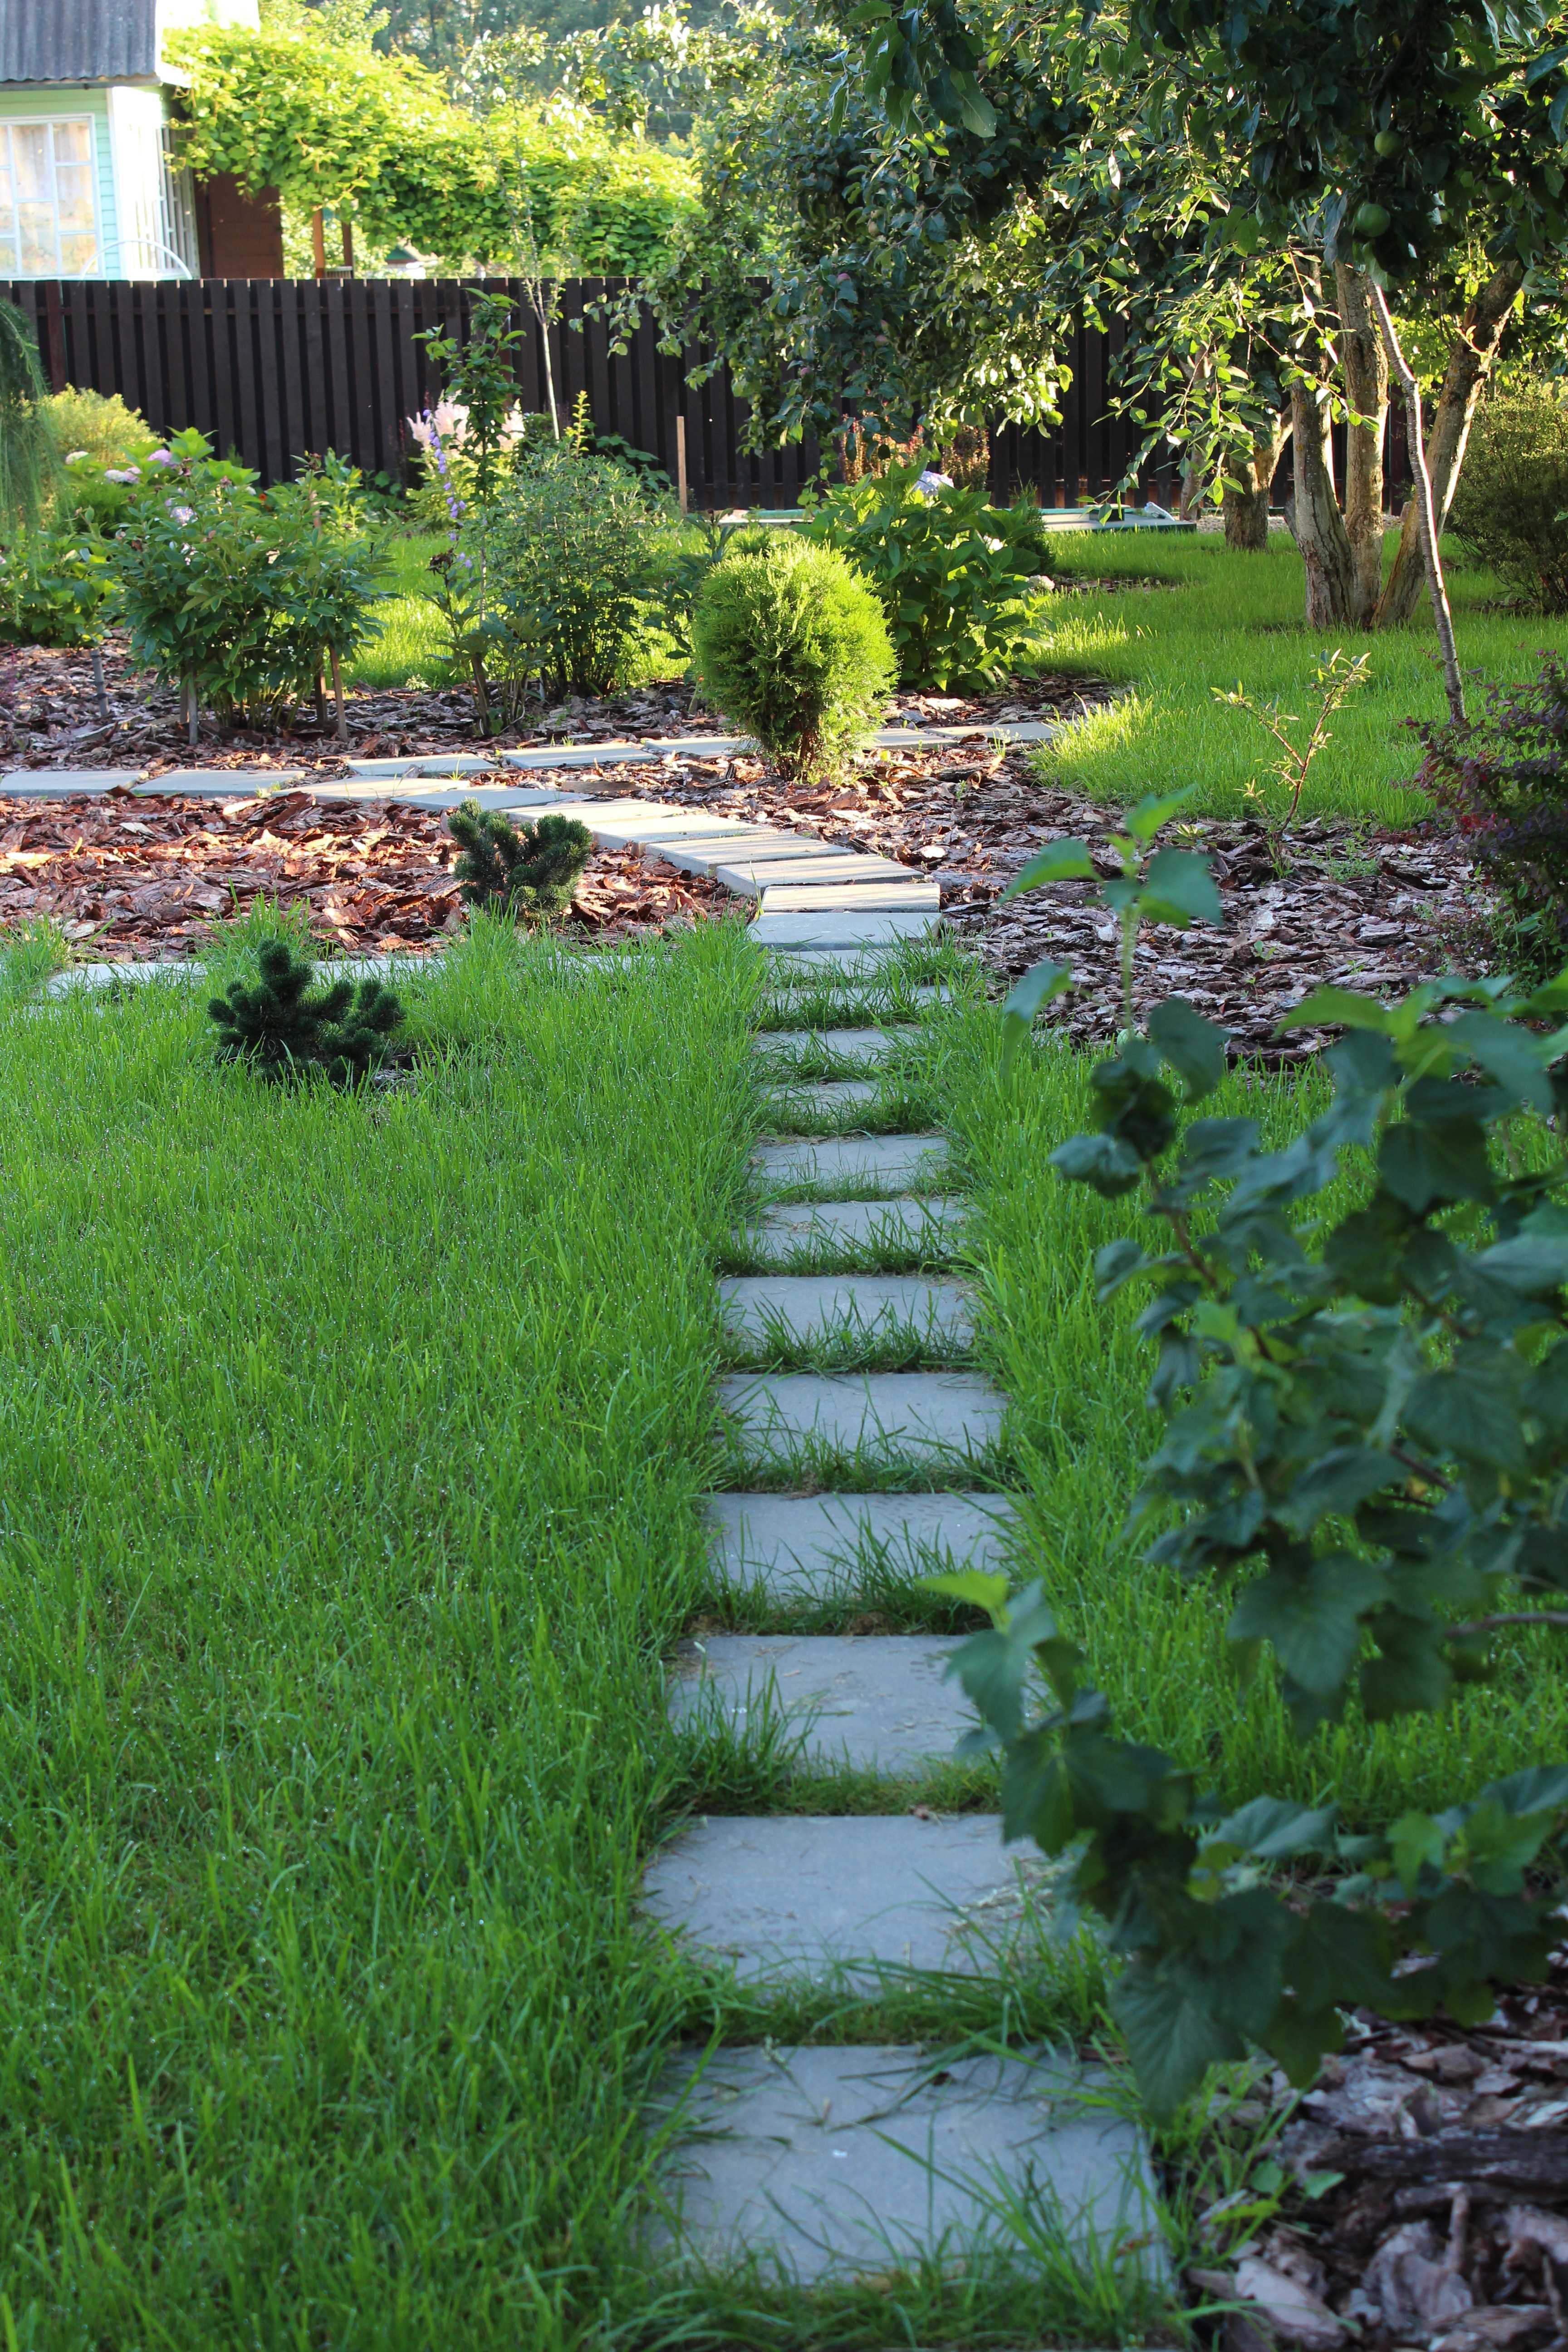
0, 528, 111, 648
799, 462, 1050, 689
109, 434, 384, 735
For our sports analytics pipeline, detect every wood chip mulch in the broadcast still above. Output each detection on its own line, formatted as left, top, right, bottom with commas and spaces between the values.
0, 790, 725, 960
1190, 1965, 1568, 2352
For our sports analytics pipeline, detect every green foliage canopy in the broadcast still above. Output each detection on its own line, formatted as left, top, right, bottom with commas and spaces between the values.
167, 21, 697, 271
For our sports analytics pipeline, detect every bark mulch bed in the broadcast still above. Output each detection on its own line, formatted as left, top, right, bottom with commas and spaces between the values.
1190, 1965, 1568, 2352
0, 789, 725, 960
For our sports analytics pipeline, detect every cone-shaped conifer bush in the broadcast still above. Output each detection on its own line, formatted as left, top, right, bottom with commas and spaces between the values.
691, 534, 896, 781
447, 799, 593, 919
209, 939, 402, 1086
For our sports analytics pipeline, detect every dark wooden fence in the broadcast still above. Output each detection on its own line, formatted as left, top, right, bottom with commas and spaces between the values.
8, 274, 1189, 508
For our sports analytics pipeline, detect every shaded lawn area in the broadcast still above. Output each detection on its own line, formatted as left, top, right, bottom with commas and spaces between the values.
0, 920, 757, 2346
929, 996, 1568, 1829
1013, 529, 1563, 828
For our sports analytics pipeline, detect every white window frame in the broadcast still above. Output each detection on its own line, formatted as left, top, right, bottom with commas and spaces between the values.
0, 113, 104, 279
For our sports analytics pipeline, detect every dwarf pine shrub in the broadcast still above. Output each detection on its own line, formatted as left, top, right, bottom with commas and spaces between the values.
691, 534, 896, 781
209, 940, 402, 1085
447, 799, 593, 919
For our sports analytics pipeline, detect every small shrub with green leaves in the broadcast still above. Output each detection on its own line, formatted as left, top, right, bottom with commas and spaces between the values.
1417, 652, 1568, 978
953, 799, 1568, 2121
1448, 385, 1568, 613
799, 462, 1049, 690
209, 940, 402, 1086
656, 513, 777, 655
484, 443, 663, 706
0, 528, 110, 648
45, 387, 157, 536
691, 534, 896, 781
447, 799, 593, 920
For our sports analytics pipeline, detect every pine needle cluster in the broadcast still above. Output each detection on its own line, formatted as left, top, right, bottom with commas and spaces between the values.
209, 940, 403, 1086
447, 799, 593, 920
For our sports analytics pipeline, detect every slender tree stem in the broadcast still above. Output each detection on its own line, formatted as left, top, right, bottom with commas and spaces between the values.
1449, 1612, 1568, 1640
328, 647, 347, 745
1369, 285, 1465, 725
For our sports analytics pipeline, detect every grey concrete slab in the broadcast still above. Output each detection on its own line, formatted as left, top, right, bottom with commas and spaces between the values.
42, 957, 196, 995
759, 1078, 883, 1117
652, 2043, 1161, 2285
760, 879, 941, 914
755, 1025, 921, 1068
0, 769, 140, 795
669, 1632, 970, 1773
501, 735, 754, 769
385, 785, 581, 813
750, 908, 940, 949
718, 1372, 1005, 1465
740, 1197, 969, 1264
135, 769, 306, 796
717, 854, 916, 898
719, 1275, 973, 1352
653, 833, 850, 880
706, 1490, 1018, 1594
643, 1812, 1041, 1979
344, 755, 498, 779
753, 1133, 949, 1193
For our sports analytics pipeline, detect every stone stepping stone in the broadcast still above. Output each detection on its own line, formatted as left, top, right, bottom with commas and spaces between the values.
718, 853, 916, 897
707, 1490, 1017, 1594
718, 1275, 973, 1352
754, 1025, 920, 1068
752, 1133, 948, 1194
668, 1632, 970, 1773
345, 754, 499, 779
757, 1078, 882, 1118
138, 768, 307, 796
740, 1198, 969, 1264
750, 909, 939, 951
653, 834, 853, 880
642, 1812, 1040, 1980
651, 2043, 1161, 2286
0, 769, 140, 796
760, 879, 941, 914
718, 1372, 1005, 1467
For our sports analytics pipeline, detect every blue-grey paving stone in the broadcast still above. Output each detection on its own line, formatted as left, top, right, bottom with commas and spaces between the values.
668, 1632, 969, 1774
651, 2043, 1163, 2286
642, 1812, 1041, 1979
706, 1490, 1017, 1595
750, 908, 940, 950
752, 1133, 949, 1193
135, 769, 305, 796
718, 1372, 1005, 1466
740, 1197, 969, 1264
0, 769, 139, 795
754, 1025, 921, 1068
758, 879, 941, 915
718, 1274, 973, 1352
759, 1078, 883, 1117
344, 754, 499, 778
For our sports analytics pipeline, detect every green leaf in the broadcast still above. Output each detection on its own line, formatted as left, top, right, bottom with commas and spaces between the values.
1112, 1959, 1249, 2120
1230, 1556, 1387, 1700
1390, 1810, 1447, 1894
1278, 987, 1396, 1035
925, 1569, 1010, 1616
1378, 1118, 1494, 1211
1125, 787, 1196, 841
1002, 839, 1096, 897
947, 1578, 1062, 1743
1000, 958, 1072, 1078
1276, 1447, 1399, 1538
1474, 1233, 1568, 1295
1142, 847, 1224, 926
1148, 996, 1228, 1099
1208, 1796, 1337, 1859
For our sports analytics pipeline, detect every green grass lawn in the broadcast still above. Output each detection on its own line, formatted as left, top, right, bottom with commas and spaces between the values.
1029, 527, 1560, 827
0, 921, 767, 2347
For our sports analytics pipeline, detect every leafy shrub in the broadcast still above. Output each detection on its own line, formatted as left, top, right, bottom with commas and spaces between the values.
0, 529, 110, 647
0, 298, 55, 530
957, 806, 1568, 2121
110, 433, 384, 730
656, 513, 778, 655
480, 443, 664, 708
447, 799, 593, 920
1416, 653, 1568, 974
209, 940, 402, 1086
691, 534, 896, 781
1448, 385, 1568, 612
45, 389, 157, 535
799, 462, 1048, 690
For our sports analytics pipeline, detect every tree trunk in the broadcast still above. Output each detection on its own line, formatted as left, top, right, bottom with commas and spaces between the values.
1335, 262, 1389, 625
1291, 382, 1358, 627
1373, 259, 1523, 627
1223, 413, 1289, 550
1178, 453, 1208, 521
1371, 288, 1466, 724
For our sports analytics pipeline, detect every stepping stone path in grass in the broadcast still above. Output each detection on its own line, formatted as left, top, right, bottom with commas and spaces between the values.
643, 895, 1166, 2316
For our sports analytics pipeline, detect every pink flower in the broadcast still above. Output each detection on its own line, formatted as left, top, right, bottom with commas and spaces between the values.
147, 450, 176, 468
167, 502, 195, 524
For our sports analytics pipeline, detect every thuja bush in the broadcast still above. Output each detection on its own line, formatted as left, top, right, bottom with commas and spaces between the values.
448, 799, 593, 920
800, 462, 1049, 690
1416, 654, 1568, 977
209, 941, 402, 1086
1448, 386, 1568, 613
691, 535, 896, 782
951, 796, 1568, 2118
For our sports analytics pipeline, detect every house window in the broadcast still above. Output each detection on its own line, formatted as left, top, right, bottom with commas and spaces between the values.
0, 121, 99, 277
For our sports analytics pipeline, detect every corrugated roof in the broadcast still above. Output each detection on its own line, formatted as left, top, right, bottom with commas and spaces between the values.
0, 0, 161, 83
